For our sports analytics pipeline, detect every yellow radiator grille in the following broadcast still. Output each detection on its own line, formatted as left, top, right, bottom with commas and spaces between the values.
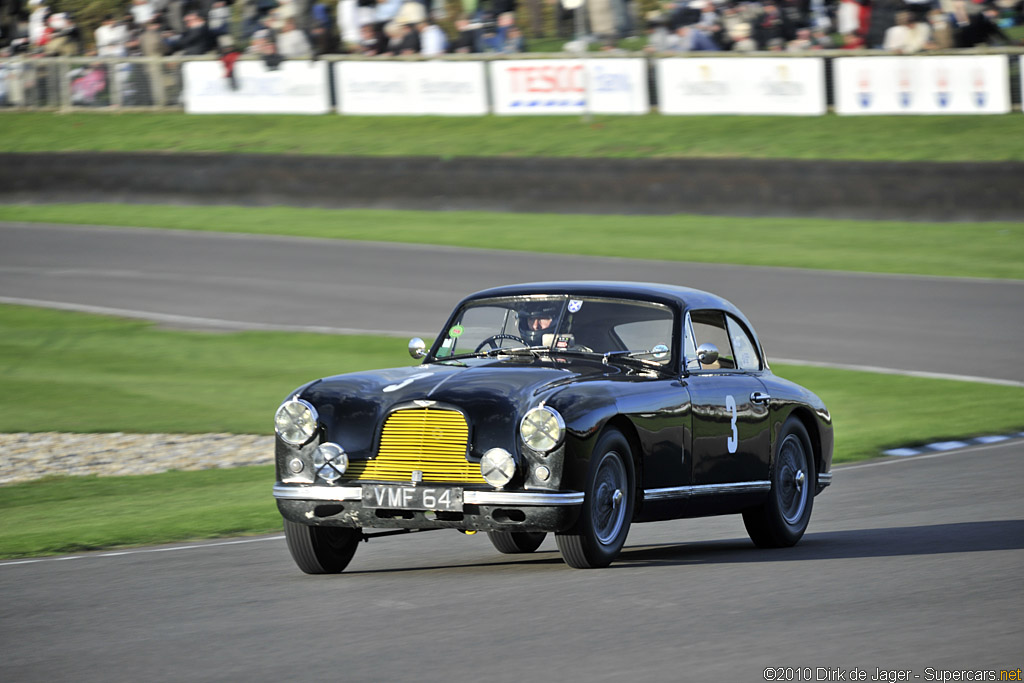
346, 408, 485, 484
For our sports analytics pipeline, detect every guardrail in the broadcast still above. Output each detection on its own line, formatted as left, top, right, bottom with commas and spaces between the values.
1, 49, 1021, 114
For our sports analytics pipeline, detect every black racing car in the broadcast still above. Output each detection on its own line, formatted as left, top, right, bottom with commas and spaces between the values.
273, 281, 833, 572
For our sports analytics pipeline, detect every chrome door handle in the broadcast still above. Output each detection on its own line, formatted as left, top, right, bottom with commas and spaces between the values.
750, 391, 771, 405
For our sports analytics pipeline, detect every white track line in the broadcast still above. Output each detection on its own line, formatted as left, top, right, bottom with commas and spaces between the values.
835, 438, 1022, 473
0, 296, 417, 337
2, 296, 1021, 387
771, 357, 1024, 388
0, 535, 284, 568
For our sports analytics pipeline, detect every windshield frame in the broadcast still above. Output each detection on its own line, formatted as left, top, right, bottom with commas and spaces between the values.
425, 294, 680, 372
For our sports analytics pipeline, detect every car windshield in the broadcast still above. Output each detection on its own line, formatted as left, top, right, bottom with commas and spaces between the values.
433, 295, 675, 365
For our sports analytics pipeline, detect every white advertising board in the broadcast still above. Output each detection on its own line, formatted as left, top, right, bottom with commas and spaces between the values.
183, 60, 331, 114
834, 55, 1009, 115
489, 59, 649, 115
656, 58, 825, 115
336, 61, 487, 115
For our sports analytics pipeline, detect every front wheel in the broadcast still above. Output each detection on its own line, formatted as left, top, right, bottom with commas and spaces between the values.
487, 531, 547, 554
556, 430, 634, 568
284, 519, 361, 574
742, 418, 816, 548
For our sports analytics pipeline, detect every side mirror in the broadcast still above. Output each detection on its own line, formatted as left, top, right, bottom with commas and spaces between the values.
408, 337, 427, 359
696, 342, 719, 366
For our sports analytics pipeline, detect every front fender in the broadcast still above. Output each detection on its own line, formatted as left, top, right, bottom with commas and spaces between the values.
546, 390, 621, 492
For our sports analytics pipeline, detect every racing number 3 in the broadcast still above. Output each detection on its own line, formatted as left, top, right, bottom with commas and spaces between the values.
726, 394, 738, 454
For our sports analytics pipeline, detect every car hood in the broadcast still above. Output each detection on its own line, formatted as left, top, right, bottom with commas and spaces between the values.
297, 356, 619, 459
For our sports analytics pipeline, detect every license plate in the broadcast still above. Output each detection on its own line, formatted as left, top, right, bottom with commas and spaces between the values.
362, 484, 463, 511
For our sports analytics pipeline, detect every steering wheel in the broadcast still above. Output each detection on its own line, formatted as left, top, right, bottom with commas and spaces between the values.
474, 334, 528, 353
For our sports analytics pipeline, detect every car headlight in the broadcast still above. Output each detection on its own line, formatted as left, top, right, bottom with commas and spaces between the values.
520, 406, 565, 453
480, 448, 515, 488
275, 399, 319, 446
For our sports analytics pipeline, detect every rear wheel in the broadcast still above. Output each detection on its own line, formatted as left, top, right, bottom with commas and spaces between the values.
283, 519, 361, 574
742, 418, 815, 548
556, 430, 634, 569
487, 531, 547, 554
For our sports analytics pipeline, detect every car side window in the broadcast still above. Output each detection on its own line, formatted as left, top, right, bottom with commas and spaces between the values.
688, 310, 736, 370
726, 315, 761, 371
613, 319, 673, 362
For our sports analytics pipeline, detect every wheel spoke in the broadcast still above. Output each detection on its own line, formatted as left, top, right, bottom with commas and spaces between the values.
778, 435, 808, 525
591, 452, 627, 545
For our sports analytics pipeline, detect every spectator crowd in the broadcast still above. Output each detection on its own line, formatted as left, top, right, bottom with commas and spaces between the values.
0, 0, 1020, 60
643, 0, 1021, 53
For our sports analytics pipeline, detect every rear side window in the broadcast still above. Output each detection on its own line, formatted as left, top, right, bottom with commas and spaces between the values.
726, 315, 761, 371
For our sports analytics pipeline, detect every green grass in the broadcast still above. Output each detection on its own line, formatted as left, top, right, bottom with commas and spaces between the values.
3, 204, 1022, 280
0, 304, 417, 434
2, 112, 1024, 161
0, 467, 280, 558
1, 303, 1022, 558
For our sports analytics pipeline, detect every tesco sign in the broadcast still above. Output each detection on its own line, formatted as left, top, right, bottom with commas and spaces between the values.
490, 59, 648, 115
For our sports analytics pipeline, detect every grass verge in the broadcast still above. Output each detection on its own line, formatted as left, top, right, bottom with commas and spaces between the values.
0, 304, 416, 434
0, 467, 280, 559
3, 204, 1022, 280
1, 303, 1022, 558
1, 112, 1024, 161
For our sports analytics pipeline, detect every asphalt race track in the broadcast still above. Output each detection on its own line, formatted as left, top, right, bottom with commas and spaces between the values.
1, 222, 1023, 384
1, 442, 1022, 681
1, 221, 1023, 681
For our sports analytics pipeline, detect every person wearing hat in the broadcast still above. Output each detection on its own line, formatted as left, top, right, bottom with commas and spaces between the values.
517, 302, 561, 347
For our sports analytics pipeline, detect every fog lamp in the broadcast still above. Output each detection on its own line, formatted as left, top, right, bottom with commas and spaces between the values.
314, 442, 348, 482
480, 448, 515, 488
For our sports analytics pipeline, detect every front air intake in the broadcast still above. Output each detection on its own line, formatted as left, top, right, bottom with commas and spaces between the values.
346, 408, 486, 484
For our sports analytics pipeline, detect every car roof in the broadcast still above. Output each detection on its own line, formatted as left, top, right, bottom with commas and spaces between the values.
463, 281, 745, 318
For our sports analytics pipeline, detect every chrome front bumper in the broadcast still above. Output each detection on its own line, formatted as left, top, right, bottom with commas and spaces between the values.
272, 483, 585, 506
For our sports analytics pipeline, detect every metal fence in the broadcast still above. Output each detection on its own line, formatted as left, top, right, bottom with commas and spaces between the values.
0, 56, 190, 109
1, 50, 1022, 111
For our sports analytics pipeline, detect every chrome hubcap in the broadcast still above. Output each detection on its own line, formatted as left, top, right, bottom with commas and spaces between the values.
778, 435, 809, 526
592, 451, 628, 546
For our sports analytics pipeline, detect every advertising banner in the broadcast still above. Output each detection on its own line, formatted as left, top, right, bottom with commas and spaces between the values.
490, 59, 649, 115
834, 55, 1010, 115
183, 60, 331, 114
657, 57, 825, 115
336, 61, 487, 115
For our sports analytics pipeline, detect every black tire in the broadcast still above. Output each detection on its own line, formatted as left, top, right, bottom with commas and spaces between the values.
556, 430, 634, 569
487, 531, 547, 554
742, 418, 816, 548
283, 519, 361, 574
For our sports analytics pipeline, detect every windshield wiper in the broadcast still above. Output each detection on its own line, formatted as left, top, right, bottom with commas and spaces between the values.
483, 345, 550, 358
602, 350, 672, 373
443, 345, 548, 361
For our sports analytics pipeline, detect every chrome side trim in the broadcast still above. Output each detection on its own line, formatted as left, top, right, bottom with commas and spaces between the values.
272, 484, 584, 507
644, 480, 771, 501
464, 490, 584, 506
273, 484, 361, 501
818, 472, 833, 487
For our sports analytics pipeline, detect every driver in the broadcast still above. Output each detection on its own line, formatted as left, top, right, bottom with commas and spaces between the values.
518, 303, 560, 346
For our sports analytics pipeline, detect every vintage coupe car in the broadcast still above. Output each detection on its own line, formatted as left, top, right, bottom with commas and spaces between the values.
273, 281, 833, 572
